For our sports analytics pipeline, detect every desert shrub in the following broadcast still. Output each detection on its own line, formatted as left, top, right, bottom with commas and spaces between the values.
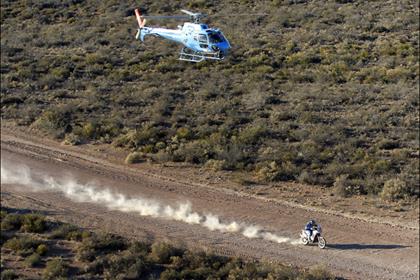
179, 267, 214, 279
84, 257, 107, 275
128, 241, 150, 256
380, 178, 411, 201
4, 236, 41, 253
256, 161, 298, 182
50, 224, 85, 241
216, 143, 245, 170
160, 269, 180, 280
149, 242, 180, 264
49, 224, 90, 241
155, 141, 166, 150
237, 125, 268, 145
225, 262, 269, 279
32, 108, 72, 138
63, 133, 83, 145
43, 258, 69, 280
0, 210, 7, 220
176, 127, 192, 140
125, 151, 145, 164
1, 214, 22, 231
37, 74, 63, 90
0, 270, 18, 280
173, 141, 210, 164
20, 214, 46, 233
36, 244, 48, 256
76, 246, 96, 262
204, 159, 227, 171
25, 253, 42, 267
115, 128, 160, 149
333, 175, 351, 197
377, 139, 400, 150
77, 233, 127, 261
104, 253, 149, 280
256, 161, 280, 181
303, 265, 335, 280
80, 122, 98, 139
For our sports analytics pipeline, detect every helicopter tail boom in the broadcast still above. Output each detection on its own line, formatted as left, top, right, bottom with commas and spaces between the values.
135, 9, 146, 28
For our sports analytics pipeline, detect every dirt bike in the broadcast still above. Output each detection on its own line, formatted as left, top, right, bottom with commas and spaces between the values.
300, 229, 327, 249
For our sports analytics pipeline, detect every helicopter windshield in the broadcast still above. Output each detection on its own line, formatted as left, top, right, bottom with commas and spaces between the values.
208, 31, 225, 43
198, 34, 208, 43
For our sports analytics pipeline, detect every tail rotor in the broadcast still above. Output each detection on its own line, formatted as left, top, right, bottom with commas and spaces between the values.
135, 9, 146, 28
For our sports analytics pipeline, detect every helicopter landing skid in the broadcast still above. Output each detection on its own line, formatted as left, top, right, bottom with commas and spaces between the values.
179, 47, 223, 63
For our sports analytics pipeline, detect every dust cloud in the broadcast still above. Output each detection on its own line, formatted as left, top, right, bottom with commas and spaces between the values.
1, 160, 300, 245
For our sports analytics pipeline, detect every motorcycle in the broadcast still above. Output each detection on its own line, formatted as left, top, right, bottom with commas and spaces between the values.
300, 227, 327, 249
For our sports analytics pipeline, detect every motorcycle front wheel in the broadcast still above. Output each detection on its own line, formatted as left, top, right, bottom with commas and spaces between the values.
301, 236, 309, 245
318, 237, 326, 249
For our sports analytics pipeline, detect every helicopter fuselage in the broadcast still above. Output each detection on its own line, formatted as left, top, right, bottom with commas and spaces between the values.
136, 22, 230, 60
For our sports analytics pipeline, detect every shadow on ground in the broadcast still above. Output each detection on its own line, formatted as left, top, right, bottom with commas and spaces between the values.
328, 243, 409, 250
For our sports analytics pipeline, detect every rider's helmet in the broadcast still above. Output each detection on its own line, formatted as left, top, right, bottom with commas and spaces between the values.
309, 219, 316, 225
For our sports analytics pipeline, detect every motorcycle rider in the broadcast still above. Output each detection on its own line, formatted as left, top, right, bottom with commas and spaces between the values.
305, 219, 320, 241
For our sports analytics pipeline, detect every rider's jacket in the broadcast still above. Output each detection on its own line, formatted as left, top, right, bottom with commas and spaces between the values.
305, 222, 316, 231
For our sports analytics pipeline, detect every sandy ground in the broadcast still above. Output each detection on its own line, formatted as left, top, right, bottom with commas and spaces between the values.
1, 126, 418, 280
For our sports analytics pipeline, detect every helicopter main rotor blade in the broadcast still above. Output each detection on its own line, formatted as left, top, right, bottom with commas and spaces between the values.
210, 13, 268, 17
141, 15, 190, 20
180, 9, 206, 17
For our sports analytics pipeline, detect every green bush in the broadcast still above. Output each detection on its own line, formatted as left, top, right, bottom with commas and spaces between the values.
380, 178, 411, 202
63, 133, 83, 145
303, 265, 335, 280
43, 258, 69, 280
1, 214, 22, 231
0, 210, 7, 220
128, 241, 150, 256
20, 214, 46, 233
4, 236, 41, 253
333, 175, 351, 197
176, 127, 192, 140
77, 233, 127, 261
105, 254, 149, 279
237, 125, 268, 145
36, 243, 48, 256
160, 269, 180, 280
25, 253, 42, 267
149, 242, 179, 264
84, 258, 107, 275
125, 151, 145, 164
32, 108, 72, 138
50, 224, 87, 241
204, 159, 227, 171
256, 161, 280, 182
0, 270, 18, 280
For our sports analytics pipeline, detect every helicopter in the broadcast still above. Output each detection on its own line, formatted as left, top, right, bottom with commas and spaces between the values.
134, 8, 231, 63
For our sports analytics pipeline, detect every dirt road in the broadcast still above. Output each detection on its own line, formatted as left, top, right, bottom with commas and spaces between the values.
1, 130, 418, 279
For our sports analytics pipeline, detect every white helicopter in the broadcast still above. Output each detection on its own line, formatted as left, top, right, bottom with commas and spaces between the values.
134, 8, 232, 62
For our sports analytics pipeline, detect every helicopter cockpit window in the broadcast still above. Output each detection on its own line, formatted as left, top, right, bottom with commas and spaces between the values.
208, 32, 225, 43
198, 34, 208, 43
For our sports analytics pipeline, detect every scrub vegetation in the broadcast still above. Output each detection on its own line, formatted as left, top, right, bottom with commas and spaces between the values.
1, 0, 418, 201
0, 208, 335, 279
